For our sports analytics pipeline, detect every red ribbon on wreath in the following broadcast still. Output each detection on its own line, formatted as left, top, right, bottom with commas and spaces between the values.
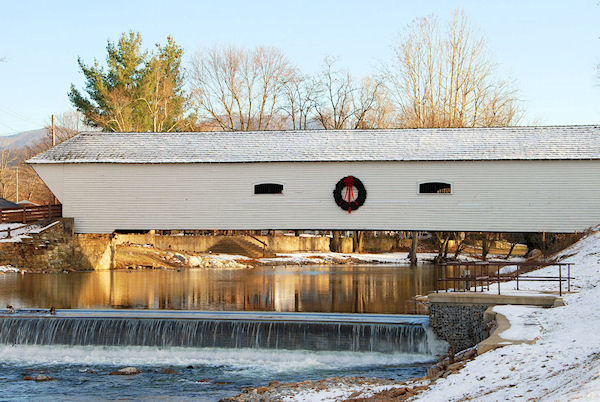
344, 175, 355, 214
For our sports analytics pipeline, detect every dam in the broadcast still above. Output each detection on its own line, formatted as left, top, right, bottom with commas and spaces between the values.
0, 309, 443, 354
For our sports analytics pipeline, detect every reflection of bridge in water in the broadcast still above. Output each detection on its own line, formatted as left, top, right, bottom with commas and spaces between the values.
0, 265, 437, 314
0, 309, 444, 354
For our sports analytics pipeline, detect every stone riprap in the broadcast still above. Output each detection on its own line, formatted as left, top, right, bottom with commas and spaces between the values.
428, 303, 491, 352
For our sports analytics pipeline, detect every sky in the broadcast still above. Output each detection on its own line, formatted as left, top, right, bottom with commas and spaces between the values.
0, 0, 598, 135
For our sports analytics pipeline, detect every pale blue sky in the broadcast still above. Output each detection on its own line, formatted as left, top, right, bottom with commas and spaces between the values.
0, 0, 598, 135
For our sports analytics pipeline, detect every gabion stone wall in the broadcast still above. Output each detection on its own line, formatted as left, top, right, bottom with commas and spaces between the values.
429, 303, 491, 352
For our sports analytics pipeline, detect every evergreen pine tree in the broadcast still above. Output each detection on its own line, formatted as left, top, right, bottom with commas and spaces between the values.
69, 31, 189, 132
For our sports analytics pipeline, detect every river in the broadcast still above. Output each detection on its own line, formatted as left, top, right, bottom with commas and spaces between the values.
0, 264, 442, 400
0, 264, 436, 314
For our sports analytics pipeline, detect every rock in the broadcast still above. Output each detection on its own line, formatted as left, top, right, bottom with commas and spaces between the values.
391, 387, 408, 396
173, 254, 187, 263
460, 348, 478, 360
255, 386, 269, 394
447, 361, 466, 372
34, 374, 54, 382
197, 379, 211, 383
23, 376, 33, 381
109, 367, 141, 376
527, 248, 543, 261
161, 368, 179, 375
268, 380, 279, 387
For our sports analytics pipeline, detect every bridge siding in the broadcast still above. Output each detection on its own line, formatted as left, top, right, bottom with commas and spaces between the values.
33, 160, 600, 233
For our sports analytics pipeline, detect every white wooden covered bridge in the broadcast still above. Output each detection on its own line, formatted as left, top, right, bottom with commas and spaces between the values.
28, 126, 600, 234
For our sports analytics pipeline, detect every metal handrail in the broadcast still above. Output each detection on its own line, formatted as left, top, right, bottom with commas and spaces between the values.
434, 261, 573, 296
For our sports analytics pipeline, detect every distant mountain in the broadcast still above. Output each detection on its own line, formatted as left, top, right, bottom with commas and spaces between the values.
1, 129, 47, 149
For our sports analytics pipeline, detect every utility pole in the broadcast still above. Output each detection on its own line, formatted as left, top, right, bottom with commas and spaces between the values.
51, 114, 57, 205
15, 166, 18, 203
51, 114, 56, 146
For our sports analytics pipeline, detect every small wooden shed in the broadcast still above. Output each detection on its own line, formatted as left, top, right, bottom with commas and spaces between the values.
28, 126, 600, 234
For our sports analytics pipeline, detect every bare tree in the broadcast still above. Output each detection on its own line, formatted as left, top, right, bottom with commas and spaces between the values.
387, 9, 519, 128
0, 141, 16, 199
53, 110, 92, 143
353, 76, 395, 129
189, 45, 294, 131
313, 58, 388, 129
282, 72, 317, 130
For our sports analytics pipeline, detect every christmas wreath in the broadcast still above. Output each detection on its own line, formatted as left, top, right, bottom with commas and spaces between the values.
333, 176, 367, 213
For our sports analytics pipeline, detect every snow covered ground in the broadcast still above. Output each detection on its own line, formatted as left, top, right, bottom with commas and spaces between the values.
0, 221, 58, 243
256, 252, 523, 266
0, 223, 35, 243
415, 228, 600, 401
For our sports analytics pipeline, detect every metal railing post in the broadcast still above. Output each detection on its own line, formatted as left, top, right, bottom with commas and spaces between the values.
559, 264, 562, 296
568, 264, 571, 292
497, 267, 501, 295
445, 264, 448, 292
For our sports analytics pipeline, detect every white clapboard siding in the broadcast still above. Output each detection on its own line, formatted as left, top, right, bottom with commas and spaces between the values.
33, 160, 600, 234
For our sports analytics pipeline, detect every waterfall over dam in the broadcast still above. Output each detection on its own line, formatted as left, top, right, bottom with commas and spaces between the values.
0, 309, 443, 354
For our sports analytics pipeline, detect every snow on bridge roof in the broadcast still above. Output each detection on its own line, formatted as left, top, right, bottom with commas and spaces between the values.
27, 126, 600, 164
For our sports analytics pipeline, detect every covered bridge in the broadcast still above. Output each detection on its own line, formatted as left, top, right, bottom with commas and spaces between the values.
28, 126, 600, 234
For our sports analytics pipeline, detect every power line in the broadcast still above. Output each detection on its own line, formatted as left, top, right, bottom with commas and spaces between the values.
0, 104, 46, 127
0, 120, 19, 133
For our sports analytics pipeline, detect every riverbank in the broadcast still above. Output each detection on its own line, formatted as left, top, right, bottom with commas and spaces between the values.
0, 219, 532, 272
415, 227, 600, 400
235, 227, 600, 400
0, 247, 526, 274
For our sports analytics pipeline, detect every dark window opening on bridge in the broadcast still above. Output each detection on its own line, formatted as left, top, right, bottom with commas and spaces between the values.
254, 183, 284, 194
419, 182, 452, 194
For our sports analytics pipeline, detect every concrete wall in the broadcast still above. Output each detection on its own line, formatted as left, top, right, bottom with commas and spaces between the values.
362, 237, 412, 253
75, 234, 113, 270
259, 235, 330, 253
113, 233, 331, 254
113, 233, 220, 253
33, 160, 600, 234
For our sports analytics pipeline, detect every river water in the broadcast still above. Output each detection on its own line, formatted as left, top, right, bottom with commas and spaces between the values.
0, 264, 436, 314
0, 264, 441, 400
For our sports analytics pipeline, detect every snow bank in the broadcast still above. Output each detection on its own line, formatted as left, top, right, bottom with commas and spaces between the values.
493, 305, 542, 341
